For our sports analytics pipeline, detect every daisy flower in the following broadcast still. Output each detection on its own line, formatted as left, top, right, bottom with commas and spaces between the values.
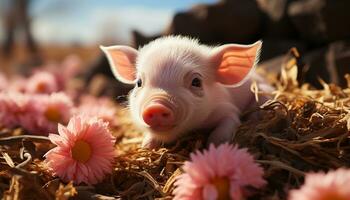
44, 115, 116, 185
289, 168, 350, 200
39, 92, 73, 133
0, 93, 17, 128
0, 92, 31, 128
173, 143, 266, 200
19, 92, 73, 134
25, 71, 58, 94
0, 92, 25, 128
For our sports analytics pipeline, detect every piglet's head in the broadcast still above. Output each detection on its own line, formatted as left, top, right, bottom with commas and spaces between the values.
101, 36, 261, 142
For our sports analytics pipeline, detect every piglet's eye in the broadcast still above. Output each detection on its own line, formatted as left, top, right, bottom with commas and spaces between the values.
136, 79, 142, 87
191, 77, 202, 88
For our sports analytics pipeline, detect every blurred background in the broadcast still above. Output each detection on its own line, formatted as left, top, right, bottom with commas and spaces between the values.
0, 0, 350, 95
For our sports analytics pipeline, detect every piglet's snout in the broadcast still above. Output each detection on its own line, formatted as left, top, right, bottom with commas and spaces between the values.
142, 103, 175, 130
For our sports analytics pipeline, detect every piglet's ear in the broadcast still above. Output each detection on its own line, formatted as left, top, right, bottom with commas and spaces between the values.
211, 41, 262, 87
100, 45, 138, 84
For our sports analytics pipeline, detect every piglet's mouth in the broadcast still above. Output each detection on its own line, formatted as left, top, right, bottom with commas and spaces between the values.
148, 125, 176, 132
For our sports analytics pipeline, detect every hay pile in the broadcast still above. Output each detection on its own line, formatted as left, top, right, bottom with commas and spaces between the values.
1, 49, 350, 200
236, 49, 350, 199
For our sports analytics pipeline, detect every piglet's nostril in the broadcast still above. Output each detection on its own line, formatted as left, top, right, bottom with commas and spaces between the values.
147, 113, 154, 119
162, 113, 170, 118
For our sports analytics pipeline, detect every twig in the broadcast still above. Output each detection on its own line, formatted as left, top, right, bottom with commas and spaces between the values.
257, 160, 305, 176
16, 152, 32, 168
0, 135, 50, 145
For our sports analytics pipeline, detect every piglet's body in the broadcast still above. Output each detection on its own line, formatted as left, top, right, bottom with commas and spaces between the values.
101, 36, 271, 148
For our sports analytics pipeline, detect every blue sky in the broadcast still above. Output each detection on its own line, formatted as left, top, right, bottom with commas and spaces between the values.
0, 0, 216, 45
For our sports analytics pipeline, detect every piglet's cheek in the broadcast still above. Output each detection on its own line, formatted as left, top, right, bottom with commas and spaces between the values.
129, 90, 147, 123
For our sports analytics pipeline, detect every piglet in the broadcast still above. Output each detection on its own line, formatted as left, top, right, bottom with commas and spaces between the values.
101, 36, 271, 148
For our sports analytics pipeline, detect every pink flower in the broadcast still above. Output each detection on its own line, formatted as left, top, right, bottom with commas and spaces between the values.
76, 96, 117, 125
0, 92, 26, 128
39, 92, 73, 133
173, 143, 266, 200
44, 115, 116, 185
0, 93, 17, 128
42, 55, 82, 90
25, 71, 58, 94
19, 92, 73, 134
289, 168, 350, 200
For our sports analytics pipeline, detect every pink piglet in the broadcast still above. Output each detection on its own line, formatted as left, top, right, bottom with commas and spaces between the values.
101, 35, 272, 149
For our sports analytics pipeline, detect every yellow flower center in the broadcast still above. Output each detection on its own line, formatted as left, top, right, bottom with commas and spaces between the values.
212, 177, 231, 200
36, 82, 46, 93
44, 107, 62, 123
71, 140, 92, 163
320, 193, 347, 200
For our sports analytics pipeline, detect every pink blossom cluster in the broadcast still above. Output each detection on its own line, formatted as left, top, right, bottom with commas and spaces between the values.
0, 56, 119, 134
0, 90, 118, 135
2, 55, 81, 94
0, 57, 122, 185
0, 91, 73, 134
